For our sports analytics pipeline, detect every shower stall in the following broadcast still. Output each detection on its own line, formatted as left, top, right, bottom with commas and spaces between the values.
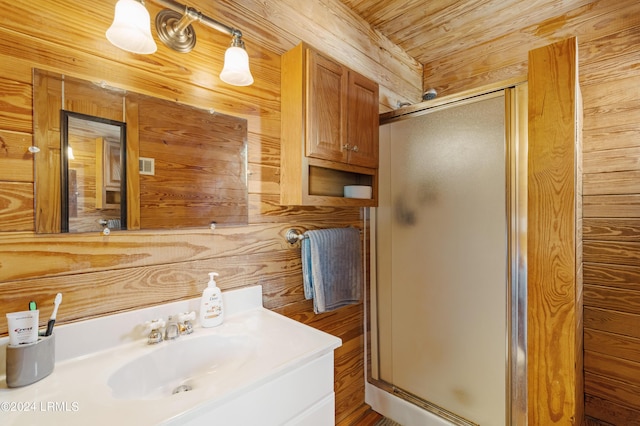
367, 86, 528, 425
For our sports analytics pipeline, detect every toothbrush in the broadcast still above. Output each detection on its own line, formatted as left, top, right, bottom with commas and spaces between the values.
44, 293, 62, 336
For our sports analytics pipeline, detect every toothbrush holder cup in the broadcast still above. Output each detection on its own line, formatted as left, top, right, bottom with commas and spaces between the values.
5, 334, 55, 388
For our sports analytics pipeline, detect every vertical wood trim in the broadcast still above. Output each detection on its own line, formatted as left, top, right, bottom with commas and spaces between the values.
280, 43, 305, 205
33, 69, 62, 234
33, 69, 47, 232
125, 98, 140, 230
528, 37, 581, 425
575, 82, 585, 426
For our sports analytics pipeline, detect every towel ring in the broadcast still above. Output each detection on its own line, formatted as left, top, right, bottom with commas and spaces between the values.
286, 229, 306, 244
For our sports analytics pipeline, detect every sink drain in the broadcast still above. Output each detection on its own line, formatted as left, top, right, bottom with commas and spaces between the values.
172, 384, 193, 394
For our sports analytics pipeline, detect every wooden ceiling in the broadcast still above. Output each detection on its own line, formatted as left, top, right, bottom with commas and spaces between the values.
337, 0, 595, 65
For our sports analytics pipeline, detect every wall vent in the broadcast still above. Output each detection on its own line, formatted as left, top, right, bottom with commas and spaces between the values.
139, 157, 155, 175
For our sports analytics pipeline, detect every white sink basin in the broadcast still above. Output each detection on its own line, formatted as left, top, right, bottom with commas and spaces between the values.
108, 334, 255, 400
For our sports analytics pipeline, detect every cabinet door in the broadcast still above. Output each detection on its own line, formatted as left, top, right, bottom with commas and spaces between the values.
347, 71, 379, 168
306, 49, 348, 163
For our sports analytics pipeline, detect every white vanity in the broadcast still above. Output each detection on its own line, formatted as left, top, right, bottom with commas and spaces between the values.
0, 286, 342, 425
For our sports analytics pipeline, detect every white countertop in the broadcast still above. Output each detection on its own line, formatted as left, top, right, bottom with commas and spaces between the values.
0, 286, 341, 425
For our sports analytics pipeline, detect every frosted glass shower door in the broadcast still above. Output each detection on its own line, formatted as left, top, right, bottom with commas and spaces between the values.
376, 93, 507, 425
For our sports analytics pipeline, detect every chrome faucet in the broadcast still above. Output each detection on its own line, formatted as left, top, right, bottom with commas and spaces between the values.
144, 311, 196, 345
164, 315, 180, 341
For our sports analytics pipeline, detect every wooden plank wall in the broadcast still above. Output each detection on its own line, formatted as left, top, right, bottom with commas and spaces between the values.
0, 1, 417, 424
421, 0, 640, 423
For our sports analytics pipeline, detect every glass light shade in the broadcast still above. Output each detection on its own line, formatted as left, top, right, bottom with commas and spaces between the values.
106, 0, 157, 54
219, 46, 254, 86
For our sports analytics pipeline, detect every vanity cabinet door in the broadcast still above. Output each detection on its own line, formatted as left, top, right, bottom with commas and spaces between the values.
306, 49, 348, 164
306, 50, 378, 169
347, 70, 379, 168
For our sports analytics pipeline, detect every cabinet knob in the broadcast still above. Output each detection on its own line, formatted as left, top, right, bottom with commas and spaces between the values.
351, 145, 359, 152
342, 144, 350, 151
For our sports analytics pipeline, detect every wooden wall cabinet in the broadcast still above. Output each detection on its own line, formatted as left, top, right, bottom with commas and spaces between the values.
281, 43, 378, 206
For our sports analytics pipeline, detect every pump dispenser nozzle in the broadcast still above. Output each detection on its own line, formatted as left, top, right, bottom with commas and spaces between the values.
208, 272, 219, 286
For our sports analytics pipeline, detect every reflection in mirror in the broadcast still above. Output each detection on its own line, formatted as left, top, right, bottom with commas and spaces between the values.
131, 93, 248, 229
60, 111, 127, 233
34, 69, 249, 234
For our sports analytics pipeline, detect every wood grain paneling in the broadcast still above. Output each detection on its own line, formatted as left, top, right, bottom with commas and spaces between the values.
584, 195, 640, 218
584, 146, 640, 174
421, 0, 639, 97
584, 171, 640, 196
584, 241, 640, 266
584, 262, 640, 288
586, 394, 640, 426
0, 78, 32, 133
585, 350, 640, 388
585, 372, 640, 416
341, 0, 594, 67
585, 307, 640, 340
583, 188, 640, 422
527, 37, 582, 425
0, 130, 33, 183
584, 285, 640, 316
584, 218, 640, 241
0, 183, 34, 232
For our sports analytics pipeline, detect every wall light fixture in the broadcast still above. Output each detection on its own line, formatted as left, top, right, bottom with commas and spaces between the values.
106, 0, 254, 86
106, 0, 157, 54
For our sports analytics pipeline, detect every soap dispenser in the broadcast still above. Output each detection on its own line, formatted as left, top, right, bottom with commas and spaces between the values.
199, 272, 224, 327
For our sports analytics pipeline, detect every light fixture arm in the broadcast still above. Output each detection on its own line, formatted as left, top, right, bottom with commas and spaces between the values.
229, 30, 245, 49
172, 6, 200, 35
153, 0, 241, 39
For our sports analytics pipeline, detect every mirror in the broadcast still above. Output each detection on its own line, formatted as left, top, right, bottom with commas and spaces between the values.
61, 111, 127, 233
131, 93, 249, 229
33, 70, 248, 233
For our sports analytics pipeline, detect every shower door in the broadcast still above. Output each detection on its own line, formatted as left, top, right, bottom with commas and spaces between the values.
372, 89, 526, 425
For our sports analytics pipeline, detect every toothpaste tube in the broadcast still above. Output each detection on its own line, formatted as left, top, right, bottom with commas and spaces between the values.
6, 310, 39, 346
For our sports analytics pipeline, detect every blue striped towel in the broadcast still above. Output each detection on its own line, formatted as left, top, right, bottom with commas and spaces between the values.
301, 227, 362, 314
